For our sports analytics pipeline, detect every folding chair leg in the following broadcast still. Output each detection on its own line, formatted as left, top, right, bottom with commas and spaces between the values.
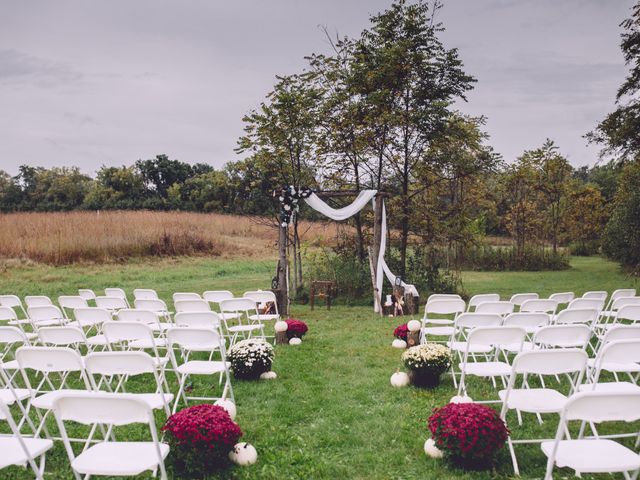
507, 436, 520, 476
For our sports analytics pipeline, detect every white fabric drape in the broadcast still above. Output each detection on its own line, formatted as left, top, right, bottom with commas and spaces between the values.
304, 190, 377, 221
302, 189, 418, 312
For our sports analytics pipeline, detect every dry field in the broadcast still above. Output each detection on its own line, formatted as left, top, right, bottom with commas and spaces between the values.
0, 211, 340, 265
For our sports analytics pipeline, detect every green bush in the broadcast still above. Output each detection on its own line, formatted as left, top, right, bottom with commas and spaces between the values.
568, 242, 599, 257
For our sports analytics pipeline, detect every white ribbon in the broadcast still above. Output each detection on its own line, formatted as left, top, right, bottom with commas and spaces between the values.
304, 190, 377, 221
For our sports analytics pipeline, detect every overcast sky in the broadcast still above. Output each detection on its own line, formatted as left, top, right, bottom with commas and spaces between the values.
0, 0, 633, 175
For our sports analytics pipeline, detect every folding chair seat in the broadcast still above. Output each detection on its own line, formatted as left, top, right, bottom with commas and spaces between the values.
457, 326, 527, 400
541, 391, 640, 479
117, 309, 171, 334
27, 305, 67, 327
133, 289, 158, 301
244, 290, 280, 322
25, 296, 53, 308
104, 288, 130, 307
172, 292, 202, 302
84, 351, 173, 415
582, 339, 640, 393
0, 307, 37, 341
509, 293, 539, 311
548, 292, 575, 305
134, 299, 172, 320
52, 393, 169, 479
78, 289, 96, 302
95, 296, 128, 313
474, 301, 514, 317
466, 293, 500, 312
167, 328, 233, 413
174, 311, 222, 330
520, 299, 558, 315
420, 298, 466, 341
0, 400, 53, 479
57, 296, 88, 320
0, 295, 28, 318
499, 349, 588, 476
219, 298, 265, 345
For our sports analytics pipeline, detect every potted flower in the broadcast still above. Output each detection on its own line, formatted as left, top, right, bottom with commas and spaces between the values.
428, 403, 509, 470
393, 323, 408, 341
227, 339, 274, 380
401, 343, 451, 388
284, 318, 308, 339
162, 404, 243, 476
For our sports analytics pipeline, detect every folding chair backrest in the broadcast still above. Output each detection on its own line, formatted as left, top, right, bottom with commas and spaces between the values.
474, 301, 514, 316
467, 326, 526, 348
174, 311, 221, 329
509, 293, 538, 306
38, 327, 86, 346
511, 349, 587, 375
27, 305, 64, 321
455, 313, 502, 329
562, 391, 640, 423
611, 296, 640, 311
102, 321, 154, 344
244, 291, 278, 313
173, 292, 202, 302
520, 299, 558, 314
567, 298, 604, 312
611, 288, 636, 301
601, 325, 640, 344
16, 346, 83, 373
133, 289, 158, 301
174, 299, 210, 313
53, 392, 152, 425
597, 339, 640, 365
95, 296, 127, 311
58, 296, 88, 317
468, 294, 500, 309
549, 292, 575, 304
167, 327, 223, 352
74, 307, 111, 327
426, 294, 462, 304
533, 324, 591, 348
0, 294, 23, 309
203, 290, 234, 304
25, 296, 53, 308
0, 326, 28, 345
503, 312, 550, 329
78, 289, 96, 301
84, 351, 156, 376
116, 309, 161, 326
219, 298, 257, 314
581, 290, 607, 300
0, 306, 18, 323
615, 304, 640, 322
424, 299, 466, 315
134, 298, 169, 313
554, 308, 598, 325
104, 288, 128, 301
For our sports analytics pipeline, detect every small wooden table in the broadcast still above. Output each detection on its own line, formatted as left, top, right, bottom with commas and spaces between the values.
310, 281, 336, 310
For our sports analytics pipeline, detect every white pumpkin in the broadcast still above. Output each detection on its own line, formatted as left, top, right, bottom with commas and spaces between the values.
449, 394, 473, 404
259, 371, 277, 380
391, 338, 407, 349
424, 438, 443, 458
213, 399, 237, 420
274, 321, 288, 332
229, 442, 258, 466
407, 320, 422, 332
289, 337, 302, 345
390, 370, 410, 388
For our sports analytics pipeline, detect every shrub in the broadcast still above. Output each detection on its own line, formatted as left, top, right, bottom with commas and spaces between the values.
401, 343, 451, 387
162, 404, 242, 477
227, 339, 274, 379
428, 403, 509, 470
285, 319, 308, 339
393, 323, 408, 341
304, 247, 371, 303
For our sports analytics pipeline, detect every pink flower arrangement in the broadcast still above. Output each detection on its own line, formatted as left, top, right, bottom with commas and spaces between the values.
163, 404, 243, 476
428, 403, 509, 469
393, 323, 408, 341
285, 318, 308, 339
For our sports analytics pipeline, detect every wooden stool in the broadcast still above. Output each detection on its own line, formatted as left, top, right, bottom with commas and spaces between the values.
310, 281, 336, 310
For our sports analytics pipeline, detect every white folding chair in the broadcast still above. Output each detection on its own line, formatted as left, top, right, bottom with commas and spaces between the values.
58, 296, 89, 320
174, 311, 222, 330
467, 293, 500, 312
0, 295, 28, 318
420, 298, 466, 342
104, 288, 130, 307
533, 324, 592, 350
84, 351, 173, 416
244, 290, 280, 322
554, 308, 599, 326
77, 289, 96, 302
52, 392, 169, 479
167, 328, 233, 413
219, 298, 265, 346
37, 327, 87, 355
457, 326, 527, 400
70, 307, 111, 349
0, 327, 33, 422
134, 299, 171, 320
133, 289, 158, 301
582, 339, 640, 393
203, 291, 239, 320
582, 290, 608, 301
475, 301, 514, 317
116, 309, 171, 333
567, 297, 605, 313
102, 322, 170, 376
172, 292, 202, 302
600, 296, 640, 322
25, 296, 53, 308
174, 299, 210, 313
503, 312, 550, 335
0, 306, 36, 341
541, 391, 640, 480
603, 288, 637, 313
0, 400, 53, 480
95, 296, 127, 313
27, 305, 67, 328
520, 299, 558, 315
499, 349, 588, 476
548, 292, 575, 305
510, 293, 539, 310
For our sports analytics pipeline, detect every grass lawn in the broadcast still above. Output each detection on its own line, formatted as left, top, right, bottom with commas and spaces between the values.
1, 255, 638, 479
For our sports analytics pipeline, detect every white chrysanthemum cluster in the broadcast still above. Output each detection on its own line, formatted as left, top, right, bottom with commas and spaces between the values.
401, 343, 451, 371
227, 339, 274, 379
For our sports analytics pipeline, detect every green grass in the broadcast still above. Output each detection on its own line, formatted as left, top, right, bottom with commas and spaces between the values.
1, 255, 638, 479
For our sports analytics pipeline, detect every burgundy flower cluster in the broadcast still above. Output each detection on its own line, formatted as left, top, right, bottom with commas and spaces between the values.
285, 318, 308, 339
428, 403, 509, 469
393, 323, 408, 341
163, 404, 243, 475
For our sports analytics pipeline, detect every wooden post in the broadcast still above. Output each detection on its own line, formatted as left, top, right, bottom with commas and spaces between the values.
404, 293, 420, 316
371, 194, 384, 277
275, 331, 288, 345
278, 223, 289, 316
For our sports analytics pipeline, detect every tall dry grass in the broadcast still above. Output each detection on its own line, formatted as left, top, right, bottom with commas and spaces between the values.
0, 211, 339, 265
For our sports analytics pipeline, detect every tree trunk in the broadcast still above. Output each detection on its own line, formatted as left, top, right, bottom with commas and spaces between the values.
278, 223, 289, 316
371, 195, 384, 277
295, 218, 303, 293
354, 213, 365, 262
